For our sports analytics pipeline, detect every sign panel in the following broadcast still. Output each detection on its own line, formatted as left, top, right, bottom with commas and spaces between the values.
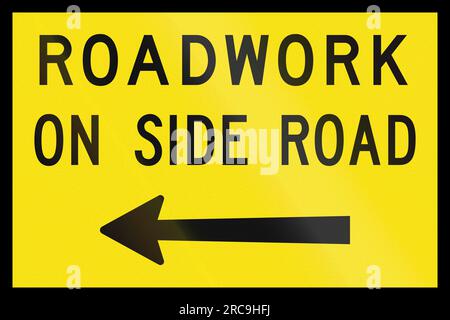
13, 13, 437, 287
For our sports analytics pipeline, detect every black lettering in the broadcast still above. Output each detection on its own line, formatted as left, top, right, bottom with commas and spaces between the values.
135, 114, 162, 166
129, 35, 168, 85
374, 35, 407, 85
34, 114, 64, 166
71, 115, 99, 165
315, 114, 344, 165
182, 35, 216, 85
83, 34, 118, 86
327, 35, 359, 85
40, 35, 72, 85
350, 115, 380, 165
170, 115, 177, 165
281, 115, 309, 165
278, 34, 313, 86
223, 115, 248, 165
187, 115, 215, 165
388, 115, 415, 164
226, 35, 268, 85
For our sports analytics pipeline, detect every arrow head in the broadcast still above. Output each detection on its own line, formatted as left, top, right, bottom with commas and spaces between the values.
100, 195, 165, 265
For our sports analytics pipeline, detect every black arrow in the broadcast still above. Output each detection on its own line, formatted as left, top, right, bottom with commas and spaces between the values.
100, 195, 350, 265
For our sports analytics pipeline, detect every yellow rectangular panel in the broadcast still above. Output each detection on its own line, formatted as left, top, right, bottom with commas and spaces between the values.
13, 13, 437, 287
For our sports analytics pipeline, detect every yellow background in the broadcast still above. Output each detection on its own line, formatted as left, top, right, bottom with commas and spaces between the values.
13, 13, 437, 287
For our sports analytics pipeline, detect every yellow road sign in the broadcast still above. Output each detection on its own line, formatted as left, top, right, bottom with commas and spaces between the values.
13, 13, 437, 287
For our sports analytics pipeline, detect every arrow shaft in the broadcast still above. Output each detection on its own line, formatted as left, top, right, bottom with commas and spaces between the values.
156, 216, 350, 244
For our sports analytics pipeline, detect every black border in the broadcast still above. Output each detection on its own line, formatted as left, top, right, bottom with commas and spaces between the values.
2, 0, 446, 314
